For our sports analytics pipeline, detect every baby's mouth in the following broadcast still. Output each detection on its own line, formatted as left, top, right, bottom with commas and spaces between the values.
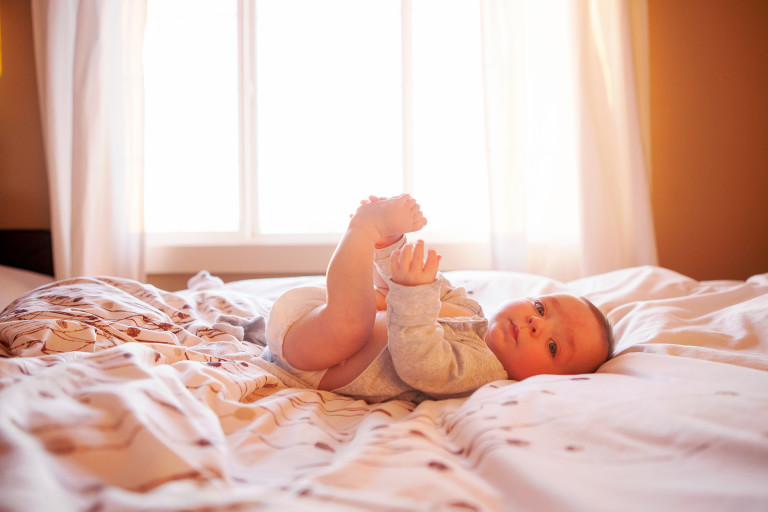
509, 321, 518, 343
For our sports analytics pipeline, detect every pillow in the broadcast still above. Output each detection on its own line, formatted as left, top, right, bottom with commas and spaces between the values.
0, 265, 54, 311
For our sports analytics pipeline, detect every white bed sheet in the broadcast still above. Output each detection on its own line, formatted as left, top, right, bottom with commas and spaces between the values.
0, 266, 767, 511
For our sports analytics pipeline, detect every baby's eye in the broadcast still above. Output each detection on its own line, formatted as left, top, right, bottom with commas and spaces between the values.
548, 339, 558, 358
534, 300, 546, 316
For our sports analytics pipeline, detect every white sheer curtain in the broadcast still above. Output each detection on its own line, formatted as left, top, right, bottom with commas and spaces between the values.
480, 0, 656, 281
31, 0, 146, 281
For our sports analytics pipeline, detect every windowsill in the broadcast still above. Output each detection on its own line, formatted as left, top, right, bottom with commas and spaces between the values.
145, 233, 492, 276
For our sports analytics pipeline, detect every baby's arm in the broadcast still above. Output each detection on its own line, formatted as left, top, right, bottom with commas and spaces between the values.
385, 245, 505, 397
386, 279, 504, 398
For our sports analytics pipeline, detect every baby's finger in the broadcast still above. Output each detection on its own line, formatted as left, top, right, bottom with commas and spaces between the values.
423, 248, 440, 278
390, 249, 402, 274
412, 240, 425, 271
399, 242, 414, 269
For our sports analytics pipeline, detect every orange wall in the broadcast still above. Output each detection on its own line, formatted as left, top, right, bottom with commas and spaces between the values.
0, 0, 49, 229
648, 0, 768, 280
1, 0, 766, 280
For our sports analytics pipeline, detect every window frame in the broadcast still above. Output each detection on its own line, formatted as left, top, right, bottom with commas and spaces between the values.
145, 0, 492, 277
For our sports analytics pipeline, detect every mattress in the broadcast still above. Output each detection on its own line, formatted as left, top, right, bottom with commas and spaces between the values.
1, 266, 767, 511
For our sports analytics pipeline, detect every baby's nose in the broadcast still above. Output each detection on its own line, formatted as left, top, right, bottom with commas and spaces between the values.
527, 316, 543, 336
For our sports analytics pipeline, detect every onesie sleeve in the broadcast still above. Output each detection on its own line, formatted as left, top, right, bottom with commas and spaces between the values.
385, 276, 508, 398
373, 235, 407, 282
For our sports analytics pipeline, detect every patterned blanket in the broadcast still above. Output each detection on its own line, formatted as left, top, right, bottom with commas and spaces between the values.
1, 269, 767, 511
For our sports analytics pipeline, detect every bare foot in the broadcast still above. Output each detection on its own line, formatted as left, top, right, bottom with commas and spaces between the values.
358, 195, 415, 248
350, 194, 427, 244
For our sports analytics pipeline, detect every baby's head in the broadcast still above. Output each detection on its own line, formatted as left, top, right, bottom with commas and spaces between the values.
485, 293, 614, 381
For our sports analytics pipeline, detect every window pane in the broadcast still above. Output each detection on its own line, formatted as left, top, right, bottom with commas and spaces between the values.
411, 0, 490, 239
144, 0, 239, 233
255, 0, 403, 234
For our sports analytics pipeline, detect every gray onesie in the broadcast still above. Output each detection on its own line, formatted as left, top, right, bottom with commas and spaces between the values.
261, 236, 508, 402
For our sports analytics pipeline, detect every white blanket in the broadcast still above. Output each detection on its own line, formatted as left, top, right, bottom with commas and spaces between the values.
1, 266, 767, 511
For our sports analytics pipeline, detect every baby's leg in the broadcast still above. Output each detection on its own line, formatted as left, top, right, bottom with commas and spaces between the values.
282, 195, 426, 371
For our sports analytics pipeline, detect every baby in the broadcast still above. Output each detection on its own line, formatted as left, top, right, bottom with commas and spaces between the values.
261, 194, 613, 402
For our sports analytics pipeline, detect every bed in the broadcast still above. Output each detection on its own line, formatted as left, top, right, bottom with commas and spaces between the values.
1, 264, 767, 511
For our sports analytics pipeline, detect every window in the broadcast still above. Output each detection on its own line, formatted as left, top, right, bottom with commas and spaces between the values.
144, 0, 490, 274
144, 0, 240, 234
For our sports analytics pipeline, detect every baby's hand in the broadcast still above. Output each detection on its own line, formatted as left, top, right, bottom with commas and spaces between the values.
391, 240, 441, 286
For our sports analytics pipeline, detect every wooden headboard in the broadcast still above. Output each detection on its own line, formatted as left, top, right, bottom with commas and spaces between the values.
0, 230, 54, 276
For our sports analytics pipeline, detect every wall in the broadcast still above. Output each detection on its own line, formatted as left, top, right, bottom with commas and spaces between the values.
0, 0, 49, 229
1, 0, 766, 281
648, 0, 768, 280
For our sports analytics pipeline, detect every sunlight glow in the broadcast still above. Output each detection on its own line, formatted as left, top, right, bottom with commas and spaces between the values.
144, 0, 239, 233
255, 0, 403, 234
410, 0, 490, 239
521, 3, 581, 244
144, 1, 489, 240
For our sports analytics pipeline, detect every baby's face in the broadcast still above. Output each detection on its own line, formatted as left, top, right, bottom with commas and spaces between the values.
485, 293, 608, 381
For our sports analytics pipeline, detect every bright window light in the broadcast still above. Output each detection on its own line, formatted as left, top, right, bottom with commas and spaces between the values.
144, 0, 239, 233
521, 3, 580, 244
144, 0, 489, 241
255, 0, 403, 235
410, 0, 490, 238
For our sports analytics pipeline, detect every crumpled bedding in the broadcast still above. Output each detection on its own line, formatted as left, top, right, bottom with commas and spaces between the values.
1, 266, 767, 511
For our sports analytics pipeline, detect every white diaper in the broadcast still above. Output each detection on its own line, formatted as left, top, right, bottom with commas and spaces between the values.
262, 285, 329, 389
